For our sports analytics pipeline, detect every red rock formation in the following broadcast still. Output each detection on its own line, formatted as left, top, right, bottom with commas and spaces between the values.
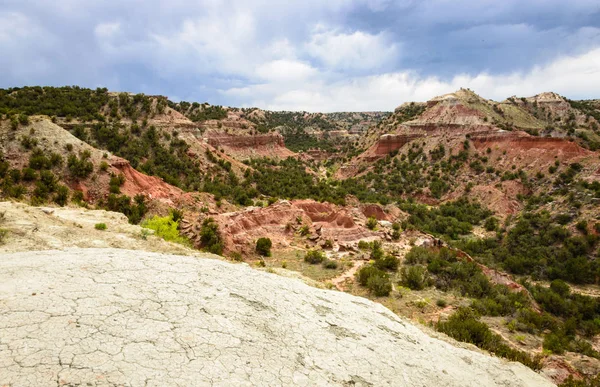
302, 149, 331, 162
471, 132, 588, 158
205, 132, 295, 159
180, 199, 379, 253
292, 200, 356, 228
372, 134, 423, 155
110, 158, 183, 200
360, 204, 392, 221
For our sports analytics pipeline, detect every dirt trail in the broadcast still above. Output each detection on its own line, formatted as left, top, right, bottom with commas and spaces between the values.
331, 260, 367, 291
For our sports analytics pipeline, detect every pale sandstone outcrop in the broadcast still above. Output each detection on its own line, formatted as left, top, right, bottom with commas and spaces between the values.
0, 248, 554, 386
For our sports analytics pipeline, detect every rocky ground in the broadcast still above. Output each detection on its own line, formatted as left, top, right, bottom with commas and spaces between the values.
0, 201, 199, 256
0, 247, 554, 386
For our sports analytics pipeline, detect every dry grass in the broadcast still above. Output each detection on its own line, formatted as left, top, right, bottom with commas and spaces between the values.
252, 248, 349, 282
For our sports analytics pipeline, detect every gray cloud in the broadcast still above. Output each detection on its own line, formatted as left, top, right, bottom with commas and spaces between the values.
1, 0, 599, 110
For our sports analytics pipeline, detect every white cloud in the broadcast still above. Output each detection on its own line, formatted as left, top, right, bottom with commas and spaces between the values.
306, 27, 398, 70
221, 47, 600, 112
94, 22, 120, 39
2, 0, 600, 112
255, 59, 317, 82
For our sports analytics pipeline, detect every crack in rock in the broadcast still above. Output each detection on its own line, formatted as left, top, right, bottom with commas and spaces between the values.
0, 248, 555, 387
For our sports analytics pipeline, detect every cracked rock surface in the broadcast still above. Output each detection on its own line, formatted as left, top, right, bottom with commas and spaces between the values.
0, 248, 554, 386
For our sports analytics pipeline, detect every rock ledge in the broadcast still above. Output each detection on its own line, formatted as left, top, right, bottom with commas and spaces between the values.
0, 248, 553, 386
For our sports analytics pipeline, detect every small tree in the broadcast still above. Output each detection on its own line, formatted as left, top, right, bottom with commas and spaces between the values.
304, 249, 325, 264
356, 265, 392, 296
366, 216, 378, 230
373, 253, 399, 271
200, 217, 223, 255
370, 240, 384, 260
367, 274, 392, 296
54, 185, 69, 206
400, 265, 429, 290
392, 222, 401, 240
68, 150, 94, 179
484, 217, 499, 232
256, 237, 272, 257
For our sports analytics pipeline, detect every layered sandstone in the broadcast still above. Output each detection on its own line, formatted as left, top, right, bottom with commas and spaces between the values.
180, 199, 390, 253
205, 132, 295, 159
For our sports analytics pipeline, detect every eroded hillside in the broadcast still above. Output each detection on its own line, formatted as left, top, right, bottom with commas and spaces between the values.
1, 85, 600, 385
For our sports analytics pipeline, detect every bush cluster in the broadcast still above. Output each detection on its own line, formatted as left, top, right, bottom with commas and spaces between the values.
199, 217, 223, 255
255, 237, 272, 257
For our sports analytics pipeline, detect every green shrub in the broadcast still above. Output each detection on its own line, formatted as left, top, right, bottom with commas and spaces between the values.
559, 375, 600, 387
105, 193, 147, 224
484, 217, 499, 231
18, 114, 29, 125
438, 308, 540, 369
53, 185, 69, 206
255, 237, 272, 257
170, 208, 184, 223
94, 223, 107, 230
21, 167, 37, 181
400, 265, 429, 290
367, 273, 392, 296
356, 264, 392, 296
142, 214, 190, 245
49, 153, 63, 167
5, 184, 26, 199
199, 217, 223, 255
299, 225, 310, 236
68, 150, 94, 179
72, 190, 84, 204
366, 216, 378, 230
357, 265, 382, 286
404, 246, 435, 265
304, 249, 325, 264
543, 332, 568, 355
230, 252, 243, 262
392, 222, 401, 240
109, 173, 125, 194
21, 136, 38, 149
358, 240, 371, 250
576, 220, 588, 234
436, 299, 448, 308
373, 253, 399, 271
29, 148, 51, 170
370, 240, 384, 260
322, 259, 338, 269
39, 170, 57, 191
8, 169, 21, 183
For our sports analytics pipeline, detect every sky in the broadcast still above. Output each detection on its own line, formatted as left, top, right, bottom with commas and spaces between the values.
1, 0, 600, 112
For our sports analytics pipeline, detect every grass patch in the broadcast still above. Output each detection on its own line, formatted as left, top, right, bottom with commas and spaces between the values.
141, 213, 191, 246
94, 223, 107, 230
266, 249, 346, 281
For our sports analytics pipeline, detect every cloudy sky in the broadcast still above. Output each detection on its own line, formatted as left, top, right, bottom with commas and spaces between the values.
2, 0, 600, 111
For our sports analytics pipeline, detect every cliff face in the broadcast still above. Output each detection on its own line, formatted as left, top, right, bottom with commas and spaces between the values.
205, 132, 295, 160
110, 158, 183, 200
341, 88, 598, 173
372, 134, 423, 155
471, 132, 588, 157
180, 199, 389, 254
0, 248, 555, 387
